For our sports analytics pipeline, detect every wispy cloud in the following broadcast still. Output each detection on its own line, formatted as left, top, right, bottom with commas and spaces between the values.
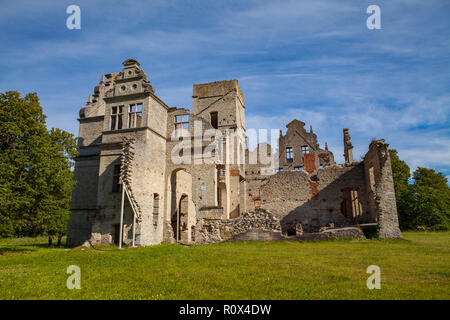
0, 0, 448, 177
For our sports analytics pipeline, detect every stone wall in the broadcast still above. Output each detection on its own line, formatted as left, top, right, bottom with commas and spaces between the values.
67, 209, 95, 246
297, 227, 364, 240
364, 140, 402, 238
195, 209, 282, 244
194, 208, 365, 243
279, 119, 334, 170
70, 80, 169, 247
68, 59, 402, 247
255, 164, 371, 234
67, 110, 103, 246
192, 80, 245, 132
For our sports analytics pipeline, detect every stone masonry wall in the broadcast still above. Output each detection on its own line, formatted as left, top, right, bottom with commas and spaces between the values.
196, 209, 282, 244
68, 59, 402, 246
364, 140, 402, 238
257, 164, 371, 234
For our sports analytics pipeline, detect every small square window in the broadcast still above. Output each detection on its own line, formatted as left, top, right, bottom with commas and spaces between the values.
174, 114, 189, 137
301, 146, 309, 155
128, 103, 143, 128
210, 112, 218, 129
286, 147, 293, 162
110, 106, 124, 130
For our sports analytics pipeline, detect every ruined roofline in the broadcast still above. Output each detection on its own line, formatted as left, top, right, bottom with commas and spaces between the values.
192, 79, 239, 87
285, 119, 306, 128
168, 106, 191, 113
192, 79, 244, 101
122, 58, 140, 67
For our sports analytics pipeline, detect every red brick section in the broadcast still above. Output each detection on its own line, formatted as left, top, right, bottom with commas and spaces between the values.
318, 153, 329, 157
304, 154, 316, 174
230, 169, 240, 176
310, 181, 319, 200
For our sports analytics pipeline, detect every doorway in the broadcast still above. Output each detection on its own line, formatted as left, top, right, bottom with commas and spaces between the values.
179, 195, 189, 242
112, 223, 120, 245
170, 194, 188, 242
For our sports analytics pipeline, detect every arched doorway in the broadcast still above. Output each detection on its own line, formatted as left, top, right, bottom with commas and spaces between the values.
179, 194, 189, 242
170, 194, 189, 242
168, 169, 193, 243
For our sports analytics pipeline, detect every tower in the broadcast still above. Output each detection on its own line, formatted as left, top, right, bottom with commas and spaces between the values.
192, 80, 247, 217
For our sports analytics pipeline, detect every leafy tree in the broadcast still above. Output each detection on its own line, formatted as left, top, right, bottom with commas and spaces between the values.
389, 149, 410, 196
413, 167, 448, 191
407, 167, 450, 230
0, 91, 78, 237
404, 184, 449, 230
389, 151, 449, 231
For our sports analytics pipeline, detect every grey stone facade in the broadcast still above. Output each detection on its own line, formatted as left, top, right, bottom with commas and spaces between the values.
67, 59, 401, 247
196, 209, 283, 244
245, 127, 402, 239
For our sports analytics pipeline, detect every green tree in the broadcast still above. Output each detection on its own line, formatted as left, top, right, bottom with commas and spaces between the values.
413, 167, 448, 190
389, 151, 449, 231
407, 167, 450, 230
0, 91, 78, 237
389, 149, 410, 196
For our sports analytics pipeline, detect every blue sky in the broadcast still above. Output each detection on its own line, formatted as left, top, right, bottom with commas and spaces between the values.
0, 0, 449, 179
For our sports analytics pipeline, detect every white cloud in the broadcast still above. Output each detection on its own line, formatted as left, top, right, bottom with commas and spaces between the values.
0, 0, 448, 177
246, 95, 450, 171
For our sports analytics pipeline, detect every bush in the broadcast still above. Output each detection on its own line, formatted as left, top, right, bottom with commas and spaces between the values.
362, 227, 380, 239
0, 215, 14, 238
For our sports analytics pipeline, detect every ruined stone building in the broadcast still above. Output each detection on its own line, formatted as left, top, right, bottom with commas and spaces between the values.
67, 59, 401, 247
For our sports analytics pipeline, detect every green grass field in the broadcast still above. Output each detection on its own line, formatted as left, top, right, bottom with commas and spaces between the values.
0, 232, 448, 300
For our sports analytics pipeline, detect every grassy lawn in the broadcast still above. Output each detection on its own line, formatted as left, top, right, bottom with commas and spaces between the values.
0, 232, 448, 300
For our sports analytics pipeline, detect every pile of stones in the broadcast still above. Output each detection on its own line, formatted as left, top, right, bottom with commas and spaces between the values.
224, 209, 281, 234
196, 208, 281, 243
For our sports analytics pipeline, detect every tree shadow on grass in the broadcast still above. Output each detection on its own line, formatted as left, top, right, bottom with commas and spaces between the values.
0, 241, 67, 256
0, 246, 37, 255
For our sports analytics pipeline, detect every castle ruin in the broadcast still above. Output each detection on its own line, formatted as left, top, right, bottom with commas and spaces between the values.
67, 59, 401, 246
